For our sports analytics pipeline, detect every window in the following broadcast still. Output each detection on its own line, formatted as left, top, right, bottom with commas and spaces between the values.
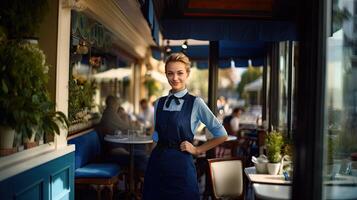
323, 1, 357, 199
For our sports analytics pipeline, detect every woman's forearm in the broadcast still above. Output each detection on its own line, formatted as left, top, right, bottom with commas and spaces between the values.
196, 135, 228, 154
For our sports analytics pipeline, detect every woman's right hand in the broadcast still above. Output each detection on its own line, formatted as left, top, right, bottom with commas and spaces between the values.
180, 141, 200, 155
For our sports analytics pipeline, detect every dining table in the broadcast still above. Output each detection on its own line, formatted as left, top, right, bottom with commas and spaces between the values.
245, 166, 357, 200
104, 133, 153, 199
193, 134, 237, 142
244, 166, 291, 185
253, 183, 357, 200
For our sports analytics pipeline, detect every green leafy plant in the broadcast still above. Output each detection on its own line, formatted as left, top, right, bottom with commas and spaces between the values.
283, 140, 294, 159
144, 76, 162, 97
0, 39, 68, 140
68, 77, 96, 122
236, 66, 262, 98
265, 130, 284, 163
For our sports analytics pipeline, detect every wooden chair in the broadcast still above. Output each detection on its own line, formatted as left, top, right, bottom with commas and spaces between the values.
208, 157, 246, 200
75, 170, 119, 200
215, 139, 240, 158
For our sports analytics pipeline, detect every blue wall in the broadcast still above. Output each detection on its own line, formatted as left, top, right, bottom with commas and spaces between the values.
0, 152, 74, 200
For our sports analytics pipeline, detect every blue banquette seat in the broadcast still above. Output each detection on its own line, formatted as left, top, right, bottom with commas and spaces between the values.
68, 129, 121, 200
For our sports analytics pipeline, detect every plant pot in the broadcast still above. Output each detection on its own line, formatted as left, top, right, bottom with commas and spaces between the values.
267, 163, 281, 175
0, 125, 15, 149
22, 128, 37, 148
17, 145, 24, 152
255, 162, 268, 174
0, 147, 17, 156
24, 141, 38, 149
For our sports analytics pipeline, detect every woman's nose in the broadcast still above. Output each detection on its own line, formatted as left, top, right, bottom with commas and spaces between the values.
173, 74, 178, 80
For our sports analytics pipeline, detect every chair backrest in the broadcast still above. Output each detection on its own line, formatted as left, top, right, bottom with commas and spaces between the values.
68, 129, 102, 169
208, 157, 244, 199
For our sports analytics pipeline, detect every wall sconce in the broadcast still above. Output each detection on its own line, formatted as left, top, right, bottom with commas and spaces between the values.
181, 40, 188, 50
165, 40, 172, 54
230, 58, 236, 68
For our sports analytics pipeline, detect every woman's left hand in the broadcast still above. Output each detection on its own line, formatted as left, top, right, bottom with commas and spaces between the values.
180, 141, 200, 155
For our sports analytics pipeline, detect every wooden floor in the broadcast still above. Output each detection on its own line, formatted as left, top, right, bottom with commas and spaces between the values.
75, 173, 255, 200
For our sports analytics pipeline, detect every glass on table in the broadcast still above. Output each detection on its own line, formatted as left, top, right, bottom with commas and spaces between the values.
127, 129, 139, 140
114, 130, 122, 136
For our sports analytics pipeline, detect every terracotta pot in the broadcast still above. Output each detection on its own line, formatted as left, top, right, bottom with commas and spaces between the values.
24, 141, 38, 149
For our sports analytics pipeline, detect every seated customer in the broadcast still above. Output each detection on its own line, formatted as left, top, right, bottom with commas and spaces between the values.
230, 107, 243, 134
117, 106, 142, 132
223, 107, 243, 135
99, 95, 130, 135
137, 98, 154, 134
98, 96, 148, 173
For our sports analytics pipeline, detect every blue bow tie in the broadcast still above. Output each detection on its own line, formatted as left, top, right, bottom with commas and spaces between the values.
165, 95, 181, 108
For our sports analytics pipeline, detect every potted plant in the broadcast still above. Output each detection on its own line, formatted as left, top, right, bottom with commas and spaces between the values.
265, 130, 284, 175
0, 33, 68, 153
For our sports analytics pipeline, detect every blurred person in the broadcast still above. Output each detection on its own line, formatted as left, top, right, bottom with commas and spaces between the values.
99, 95, 130, 135
117, 106, 141, 130
230, 107, 244, 133
138, 98, 154, 133
217, 96, 230, 113
216, 96, 230, 122
223, 107, 243, 135
99, 97, 148, 174
143, 53, 228, 200
117, 106, 130, 124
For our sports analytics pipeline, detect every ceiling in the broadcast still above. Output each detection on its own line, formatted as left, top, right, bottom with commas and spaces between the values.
143, 0, 298, 66
153, 0, 297, 21
149, 0, 298, 42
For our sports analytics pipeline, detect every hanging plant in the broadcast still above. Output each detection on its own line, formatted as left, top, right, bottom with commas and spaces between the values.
89, 56, 101, 69
144, 75, 162, 97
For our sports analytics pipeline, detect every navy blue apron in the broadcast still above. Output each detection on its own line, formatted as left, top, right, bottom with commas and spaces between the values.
143, 93, 199, 200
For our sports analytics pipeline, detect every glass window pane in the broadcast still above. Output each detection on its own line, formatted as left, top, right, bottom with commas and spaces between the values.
291, 42, 298, 136
278, 41, 289, 133
323, 1, 357, 199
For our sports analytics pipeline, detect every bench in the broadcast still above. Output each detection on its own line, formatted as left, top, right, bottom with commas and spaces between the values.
68, 129, 121, 200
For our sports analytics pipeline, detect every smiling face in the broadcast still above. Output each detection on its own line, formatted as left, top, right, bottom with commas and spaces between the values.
165, 61, 190, 92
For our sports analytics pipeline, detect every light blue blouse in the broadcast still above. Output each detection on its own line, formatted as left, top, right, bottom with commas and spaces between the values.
152, 89, 227, 142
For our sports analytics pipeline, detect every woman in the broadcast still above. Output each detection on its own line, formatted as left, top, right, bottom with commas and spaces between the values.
143, 53, 228, 200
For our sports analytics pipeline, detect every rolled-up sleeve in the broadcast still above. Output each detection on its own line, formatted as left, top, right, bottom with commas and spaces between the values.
193, 98, 227, 138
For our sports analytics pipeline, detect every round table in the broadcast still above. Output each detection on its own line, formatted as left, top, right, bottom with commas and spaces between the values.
193, 134, 237, 142
104, 134, 153, 199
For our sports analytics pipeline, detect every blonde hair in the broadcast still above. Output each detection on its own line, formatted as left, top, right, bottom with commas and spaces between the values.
165, 52, 191, 73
